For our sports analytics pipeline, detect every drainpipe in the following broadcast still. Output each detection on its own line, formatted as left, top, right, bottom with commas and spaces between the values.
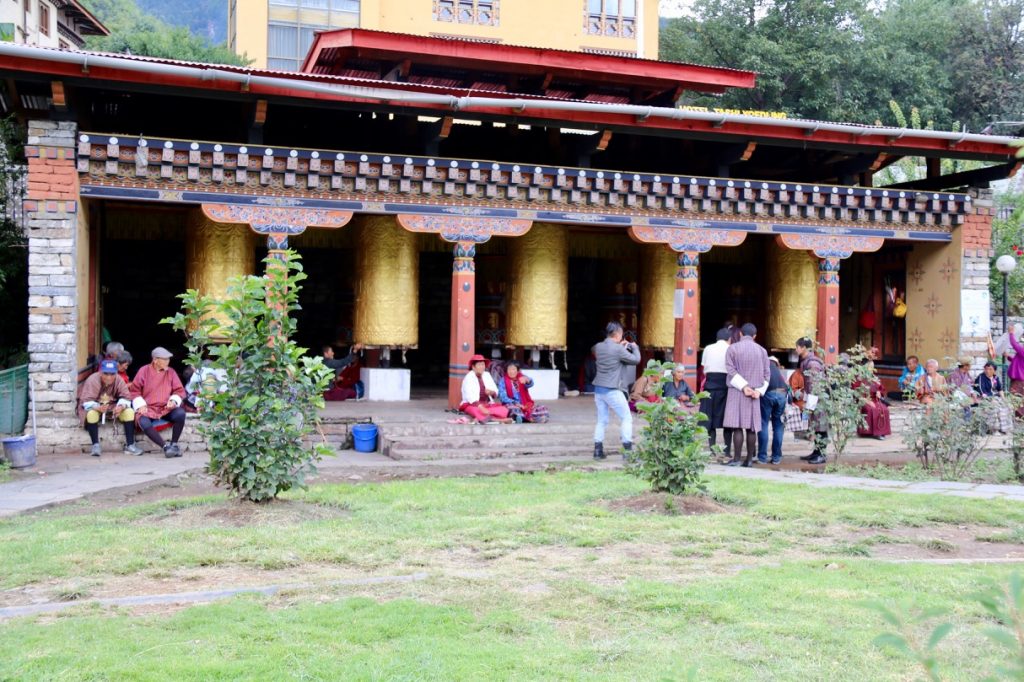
0, 42, 1018, 149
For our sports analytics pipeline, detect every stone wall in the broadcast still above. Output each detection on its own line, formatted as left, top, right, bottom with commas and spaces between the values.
959, 188, 995, 372
24, 120, 82, 451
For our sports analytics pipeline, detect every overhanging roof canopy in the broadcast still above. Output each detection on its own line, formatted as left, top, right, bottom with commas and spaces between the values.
302, 29, 756, 105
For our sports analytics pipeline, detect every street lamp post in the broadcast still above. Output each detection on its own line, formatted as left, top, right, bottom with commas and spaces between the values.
996, 254, 1017, 386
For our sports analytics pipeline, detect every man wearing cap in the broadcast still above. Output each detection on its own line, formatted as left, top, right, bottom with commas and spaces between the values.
592, 321, 640, 461
77, 359, 142, 457
460, 354, 511, 424
130, 347, 187, 457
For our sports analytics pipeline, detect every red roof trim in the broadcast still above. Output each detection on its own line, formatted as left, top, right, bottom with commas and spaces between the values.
0, 49, 1016, 161
302, 29, 756, 94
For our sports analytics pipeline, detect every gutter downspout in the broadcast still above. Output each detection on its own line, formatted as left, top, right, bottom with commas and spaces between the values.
0, 42, 1019, 150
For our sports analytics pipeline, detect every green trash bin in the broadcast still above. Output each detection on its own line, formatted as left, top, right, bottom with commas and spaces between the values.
0, 364, 29, 435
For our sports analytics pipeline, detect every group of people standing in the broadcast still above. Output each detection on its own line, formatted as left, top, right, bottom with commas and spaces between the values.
699, 325, 830, 466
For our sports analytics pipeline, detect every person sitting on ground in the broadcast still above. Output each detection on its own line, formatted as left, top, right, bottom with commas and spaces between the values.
116, 350, 133, 385
184, 357, 228, 412
662, 364, 696, 407
856, 360, 891, 440
975, 360, 1013, 433
949, 357, 977, 401
130, 346, 187, 458
322, 343, 364, 401
976, 360, 1005, 397
460, 354, 511, 424
498, 361, 549, 423
628, 371, 660, 410
916, 358, 948, 405
78, 359, 142, 457
892, 355, 924, 400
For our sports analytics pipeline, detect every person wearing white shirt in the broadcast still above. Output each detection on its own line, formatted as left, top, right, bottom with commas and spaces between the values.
700, 327, 733, 457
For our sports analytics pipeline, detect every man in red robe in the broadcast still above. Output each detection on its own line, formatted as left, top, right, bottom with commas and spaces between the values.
130, 346, 187, 457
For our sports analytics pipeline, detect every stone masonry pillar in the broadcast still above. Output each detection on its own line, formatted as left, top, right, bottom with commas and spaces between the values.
25, 120, 80, 448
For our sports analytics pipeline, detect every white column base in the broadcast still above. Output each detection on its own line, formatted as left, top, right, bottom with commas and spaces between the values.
521, 368, 560, 400
359, 368, 411, 401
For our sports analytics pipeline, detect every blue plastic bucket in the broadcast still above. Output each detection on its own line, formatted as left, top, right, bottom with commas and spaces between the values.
2, 434, 37, 469
351, 423, 378, 453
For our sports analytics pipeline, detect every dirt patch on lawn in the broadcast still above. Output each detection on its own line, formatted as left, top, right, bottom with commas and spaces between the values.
837, 524, 1024, 561
134, 498, 349, 528
606, 492, 728, 516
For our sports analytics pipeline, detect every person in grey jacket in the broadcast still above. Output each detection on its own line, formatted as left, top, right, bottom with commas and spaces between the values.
592, 321, 641, 460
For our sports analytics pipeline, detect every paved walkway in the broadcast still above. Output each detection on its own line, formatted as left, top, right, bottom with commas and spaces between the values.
3, 444, 1024, 517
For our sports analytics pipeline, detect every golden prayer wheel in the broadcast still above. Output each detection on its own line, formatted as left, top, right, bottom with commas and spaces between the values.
354, 215, 419, 347
185, 210, 256, 333
765, 238, 818, 349
507, 222, 567, 348
639, 245, 676, 349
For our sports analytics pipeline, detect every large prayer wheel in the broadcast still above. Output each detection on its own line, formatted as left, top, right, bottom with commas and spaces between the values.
766, 238, 818, 349
507, 222, 567, 348
185, 211, 255, 332
639, 245, 676, 349
354, 215, 419, 347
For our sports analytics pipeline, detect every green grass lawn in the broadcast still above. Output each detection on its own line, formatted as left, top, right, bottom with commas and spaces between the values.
1, 471, 1023, 680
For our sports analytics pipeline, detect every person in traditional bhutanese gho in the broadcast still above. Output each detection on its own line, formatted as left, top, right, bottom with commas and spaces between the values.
723, 323, 770, 468
497, 361, 550, 423
916, 359, 948, 405
592, 321, 640, 461
460, 354, 512, 424
130, 346, 187, 458
78, 359, 142, 457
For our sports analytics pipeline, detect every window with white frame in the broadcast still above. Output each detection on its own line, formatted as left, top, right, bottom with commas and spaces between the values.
433, 0, 498, 27
585, 0, 635, 38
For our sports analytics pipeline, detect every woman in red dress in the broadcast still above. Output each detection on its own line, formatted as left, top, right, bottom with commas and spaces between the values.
856, 362, 891, 440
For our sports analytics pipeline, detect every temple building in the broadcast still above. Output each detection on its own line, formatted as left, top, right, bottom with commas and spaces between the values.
0, 28, 1017, 451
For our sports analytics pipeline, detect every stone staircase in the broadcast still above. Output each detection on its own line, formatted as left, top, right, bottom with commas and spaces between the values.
379, 421, 626, 460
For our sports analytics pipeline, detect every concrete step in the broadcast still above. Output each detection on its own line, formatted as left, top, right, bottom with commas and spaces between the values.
386, 442, 631, 461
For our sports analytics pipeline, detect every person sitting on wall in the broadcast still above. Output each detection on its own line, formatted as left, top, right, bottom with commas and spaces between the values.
949, 356, 977, 401
104, 341, 124, 361
130, 346, 187, 458
322, 343, 364, 402
662, 364, 696, 408
890, 355, 925, 400
78, 359, 143, 457
856, 360, 892, 440
498, 361, 549, 423
916, 358, 948, 405
116, 350, 133, 385
460, 354, 512, 424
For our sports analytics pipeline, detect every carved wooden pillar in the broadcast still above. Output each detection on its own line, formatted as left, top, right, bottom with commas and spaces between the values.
817, 257, 842, 362
450, 241, 477, 407
674, 251, 701, 390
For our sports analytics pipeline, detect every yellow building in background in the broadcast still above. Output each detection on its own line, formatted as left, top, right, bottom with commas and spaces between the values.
229, 0, 660, 71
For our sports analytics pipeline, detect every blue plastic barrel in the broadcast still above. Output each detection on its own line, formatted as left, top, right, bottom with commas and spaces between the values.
2, 434, 37, 468
351, 423, 378, 453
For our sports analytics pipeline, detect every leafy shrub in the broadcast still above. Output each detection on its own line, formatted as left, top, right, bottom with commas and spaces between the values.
869, 572, 1024, 680
902, 392, 996, 480
163, 251, 333, 502
803, 343, 876, 463
630, 360, 710, 496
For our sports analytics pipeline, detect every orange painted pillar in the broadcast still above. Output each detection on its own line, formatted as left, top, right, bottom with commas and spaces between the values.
449, 240, 476, 408
816, 256, 841, 363
674, 250, 701, 391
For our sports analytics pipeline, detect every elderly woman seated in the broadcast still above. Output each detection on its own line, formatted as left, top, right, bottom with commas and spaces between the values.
460, 354, 512, 424
497, 361, 550, 423
663, 364, 696, 409
916, 358, 948, 405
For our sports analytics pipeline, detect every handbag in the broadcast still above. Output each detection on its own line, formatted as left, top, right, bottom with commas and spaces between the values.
784, 403, 809, 432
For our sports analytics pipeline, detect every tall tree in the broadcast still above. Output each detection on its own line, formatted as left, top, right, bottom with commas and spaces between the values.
79, 0, 248, 66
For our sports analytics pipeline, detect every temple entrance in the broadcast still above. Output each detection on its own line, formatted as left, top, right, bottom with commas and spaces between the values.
415, 251, 453, 392
97, 205, 192, 378
840, 245, 908, 387
699, 236, 770, 348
